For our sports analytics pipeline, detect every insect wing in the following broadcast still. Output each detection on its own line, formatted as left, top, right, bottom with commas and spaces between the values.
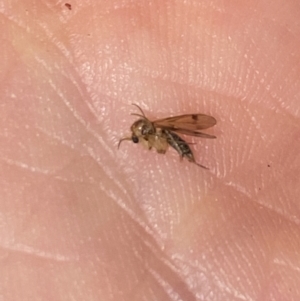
170, 129, 216, 139
153, 114, 216, 132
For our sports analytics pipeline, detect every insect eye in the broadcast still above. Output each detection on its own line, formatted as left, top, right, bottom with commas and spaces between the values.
132, 136, 139, 143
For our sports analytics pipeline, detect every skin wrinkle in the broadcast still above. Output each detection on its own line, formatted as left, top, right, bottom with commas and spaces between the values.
225, 179, 300, 226
274, 258, 300, 273
1, 157, 53, 175
0, 238, 78, 261
122, 218, 198, 300
173, 254, 255, 301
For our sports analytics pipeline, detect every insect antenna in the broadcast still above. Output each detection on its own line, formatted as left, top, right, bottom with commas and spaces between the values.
118, 137, 131, 149
130, 103, 150, 120
131, 113, 145, 119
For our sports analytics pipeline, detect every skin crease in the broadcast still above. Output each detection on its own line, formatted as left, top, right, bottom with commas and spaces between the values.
1, 0, 300, 300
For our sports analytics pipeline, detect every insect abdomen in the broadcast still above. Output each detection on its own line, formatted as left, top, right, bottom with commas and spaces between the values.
163, 130, 194, 161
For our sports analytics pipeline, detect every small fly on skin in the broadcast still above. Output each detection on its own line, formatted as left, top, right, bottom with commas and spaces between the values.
118, 104, 216, 169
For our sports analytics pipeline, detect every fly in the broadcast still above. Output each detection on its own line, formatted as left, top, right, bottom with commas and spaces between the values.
118, 104, 216, 169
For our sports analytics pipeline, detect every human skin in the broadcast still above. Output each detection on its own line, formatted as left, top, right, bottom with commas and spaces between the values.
1, 0, 300, 300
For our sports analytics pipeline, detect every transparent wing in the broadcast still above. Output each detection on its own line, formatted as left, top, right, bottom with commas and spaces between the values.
170, 129, 216, 138
153, 114, 216, 135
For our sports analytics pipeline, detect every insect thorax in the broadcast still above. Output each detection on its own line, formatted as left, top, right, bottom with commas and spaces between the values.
131, 119, 156, 138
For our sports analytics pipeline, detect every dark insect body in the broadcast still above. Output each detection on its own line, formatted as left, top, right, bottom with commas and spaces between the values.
118, 104, 216, 169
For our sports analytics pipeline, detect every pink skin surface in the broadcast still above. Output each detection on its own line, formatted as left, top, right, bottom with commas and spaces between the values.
1, 1, 300, 300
